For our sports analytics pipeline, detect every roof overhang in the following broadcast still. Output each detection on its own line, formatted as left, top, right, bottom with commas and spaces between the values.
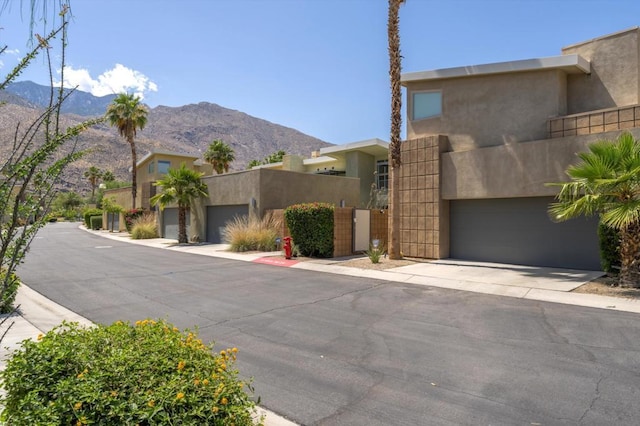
401, 54, 590, 85
136, 150, 200, 168
320, 138, 389, 158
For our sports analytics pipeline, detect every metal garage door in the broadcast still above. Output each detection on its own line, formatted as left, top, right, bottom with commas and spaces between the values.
206, 205, 248, 243
450, 197, 600, 270
162, 208, 190, 241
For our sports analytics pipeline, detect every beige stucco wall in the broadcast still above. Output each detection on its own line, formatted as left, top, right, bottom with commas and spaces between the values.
406, 69, 568, 150
564, 28, 640, 114
441, 128, 640, 200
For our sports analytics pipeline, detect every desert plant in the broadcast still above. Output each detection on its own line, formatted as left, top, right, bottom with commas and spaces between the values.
284, 203, 334, 258
365, 244, 385, 264
0, 319, 261, 425
130, 213, 158, 239
223, 213, 282, 252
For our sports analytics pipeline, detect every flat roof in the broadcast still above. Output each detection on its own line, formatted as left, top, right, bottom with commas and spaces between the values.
137, 149, 200, 167
320, 138, 389, 157
401, 54, 590, 85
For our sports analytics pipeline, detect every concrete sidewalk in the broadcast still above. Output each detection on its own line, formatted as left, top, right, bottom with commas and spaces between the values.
2, 224, 639, 425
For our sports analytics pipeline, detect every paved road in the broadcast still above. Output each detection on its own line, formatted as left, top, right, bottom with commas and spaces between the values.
18, 223, 640, 425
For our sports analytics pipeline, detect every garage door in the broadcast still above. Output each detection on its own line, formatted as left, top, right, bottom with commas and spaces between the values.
206, 205, 248, 243
162, 208, 190, 241
450, 197, 600, 270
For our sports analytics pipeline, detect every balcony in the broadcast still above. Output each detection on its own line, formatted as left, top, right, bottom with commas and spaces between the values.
549, 105, 640, 138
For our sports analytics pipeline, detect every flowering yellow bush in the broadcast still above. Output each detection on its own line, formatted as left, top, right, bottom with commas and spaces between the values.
0, 319, 262, 425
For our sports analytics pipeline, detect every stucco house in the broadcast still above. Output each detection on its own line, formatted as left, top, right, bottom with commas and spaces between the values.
104, 140, 387, 247
399, 27, 640, 270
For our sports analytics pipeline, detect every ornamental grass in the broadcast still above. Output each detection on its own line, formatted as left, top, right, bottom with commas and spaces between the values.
223, 212, 281, 252
130, 213, 159, 239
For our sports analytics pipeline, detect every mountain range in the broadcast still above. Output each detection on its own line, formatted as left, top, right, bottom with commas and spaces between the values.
0, 81, 333, 193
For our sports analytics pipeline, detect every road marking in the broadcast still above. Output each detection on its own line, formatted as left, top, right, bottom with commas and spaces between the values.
94, 246, 112, 249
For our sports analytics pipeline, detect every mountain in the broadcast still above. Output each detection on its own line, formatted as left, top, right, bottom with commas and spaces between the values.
0, 81, 333, 194
5, 81, 116, 116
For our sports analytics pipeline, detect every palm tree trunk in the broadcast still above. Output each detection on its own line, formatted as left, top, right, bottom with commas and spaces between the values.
387, 0, 403, 260
129, 136, 137, 210
178, 205, 187, 244
619, 221, 640, 287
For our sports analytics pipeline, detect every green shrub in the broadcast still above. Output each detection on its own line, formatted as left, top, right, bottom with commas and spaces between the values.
284, 202, 334, 258
0, 320, 262, 425
598, 223, 621, 273
83, 208, 103, 228
124, 208, 146, 232
89, 215, 102, 230
365, 244, 385, 264
0, 269, 20, 314
223, 213, 281, 252
130, 213, 159, 239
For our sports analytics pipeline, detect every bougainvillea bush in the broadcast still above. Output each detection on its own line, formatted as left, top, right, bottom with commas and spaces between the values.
0, 320, 262, 425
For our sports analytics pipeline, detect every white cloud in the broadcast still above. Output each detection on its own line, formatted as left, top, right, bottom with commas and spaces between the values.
57, 64, 158, 99
0, 49, 20, 69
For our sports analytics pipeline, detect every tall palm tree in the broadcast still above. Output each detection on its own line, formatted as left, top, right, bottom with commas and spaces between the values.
84, 166, 102, 199
204, 139, 235, 174
102, 170, 115, 183
549, 132, 640, 287
106, 93, 148, 209
387, 0, 405, 260
150, 163, 208, 244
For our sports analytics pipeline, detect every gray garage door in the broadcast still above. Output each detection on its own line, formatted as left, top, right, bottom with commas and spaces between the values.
450, 197, 600, 270
206, 205, 248, 243
162, 208, 190, 241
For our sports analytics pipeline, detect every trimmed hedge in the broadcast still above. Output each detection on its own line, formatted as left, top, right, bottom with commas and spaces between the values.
89, 215, 102, 230
284, 202, 334, 258
83, 208, 102, 228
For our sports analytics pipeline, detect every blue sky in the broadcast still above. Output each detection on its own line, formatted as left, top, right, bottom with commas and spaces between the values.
2, 0, 640, 145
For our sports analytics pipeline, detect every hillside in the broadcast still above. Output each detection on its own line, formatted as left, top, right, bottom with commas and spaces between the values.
0, 82, 333, 194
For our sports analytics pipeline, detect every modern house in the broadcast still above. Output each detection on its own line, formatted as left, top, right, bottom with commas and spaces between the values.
103, 140, 388, 246
399, 27, 640, 270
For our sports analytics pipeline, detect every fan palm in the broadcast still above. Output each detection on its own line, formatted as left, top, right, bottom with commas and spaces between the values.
549, 132, 640, 287
84, 166, 102, 199
204, 139, 235, 174
106, 93, 148, 209
150, 163, 208, 244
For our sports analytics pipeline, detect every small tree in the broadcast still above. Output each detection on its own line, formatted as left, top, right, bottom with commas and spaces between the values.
84, 166, 103, 200
0, 5, 101, 313
150, 164, 208, 244
101, 197, 124, 232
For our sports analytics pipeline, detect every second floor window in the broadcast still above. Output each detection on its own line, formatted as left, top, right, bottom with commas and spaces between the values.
412, 91, 442, 121
158, 160, 171, 174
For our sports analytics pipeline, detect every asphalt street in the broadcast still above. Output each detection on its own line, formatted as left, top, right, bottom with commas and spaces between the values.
17, 222, 640, 425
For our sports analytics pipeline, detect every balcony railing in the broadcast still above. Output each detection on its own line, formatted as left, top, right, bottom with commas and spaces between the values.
549, 104, 640, 138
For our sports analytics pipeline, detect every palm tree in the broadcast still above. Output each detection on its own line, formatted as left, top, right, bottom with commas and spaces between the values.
549, 132, 640, 287
387, 0, 405, 260
150, 163, 208, 244
106, 93, 148, 209
84, 166, 103, 200
102, 170, 115, 183
203, 139, 235, 174
264, 150, 286, 164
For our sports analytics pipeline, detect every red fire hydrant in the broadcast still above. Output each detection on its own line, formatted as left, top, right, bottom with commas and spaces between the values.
283, 236, 292, 259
